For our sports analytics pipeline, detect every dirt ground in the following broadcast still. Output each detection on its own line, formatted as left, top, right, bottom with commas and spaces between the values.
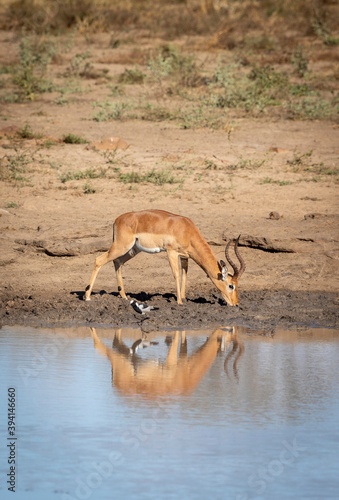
0, 25, 338, 332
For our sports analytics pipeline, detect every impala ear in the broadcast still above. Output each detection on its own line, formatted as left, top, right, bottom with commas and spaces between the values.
219, 260, 228, 281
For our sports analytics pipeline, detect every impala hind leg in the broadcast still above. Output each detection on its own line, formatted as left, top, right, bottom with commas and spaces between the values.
114, 246, 140, 300
84, 242, 134, 301
114, 260, 127, 300
85, 250, 112, 301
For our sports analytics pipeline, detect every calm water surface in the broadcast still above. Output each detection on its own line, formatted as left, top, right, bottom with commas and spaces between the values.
0, 325, 338, 500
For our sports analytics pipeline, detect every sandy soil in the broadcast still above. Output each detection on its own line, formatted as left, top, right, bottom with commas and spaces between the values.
0, 30, 338, 332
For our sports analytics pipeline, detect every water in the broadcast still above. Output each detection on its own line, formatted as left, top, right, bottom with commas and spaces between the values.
0, 325, 338, 500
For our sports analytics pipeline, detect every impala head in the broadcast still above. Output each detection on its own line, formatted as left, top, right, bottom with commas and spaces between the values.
217, 235, 246, 306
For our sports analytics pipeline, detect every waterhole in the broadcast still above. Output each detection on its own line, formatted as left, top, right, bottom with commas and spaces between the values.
0, 326, 338, 500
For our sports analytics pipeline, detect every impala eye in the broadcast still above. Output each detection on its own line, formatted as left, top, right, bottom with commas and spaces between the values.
228, 284, 235, 291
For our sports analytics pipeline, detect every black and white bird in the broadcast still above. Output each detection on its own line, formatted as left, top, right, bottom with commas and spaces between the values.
130, 338, 159, 355
130, 299, 159, 315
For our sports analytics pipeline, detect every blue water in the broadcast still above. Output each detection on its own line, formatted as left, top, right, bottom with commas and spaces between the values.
0, 326, 338, 500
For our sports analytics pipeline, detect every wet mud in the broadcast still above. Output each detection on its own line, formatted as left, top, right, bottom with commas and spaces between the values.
1, 287, 338, 332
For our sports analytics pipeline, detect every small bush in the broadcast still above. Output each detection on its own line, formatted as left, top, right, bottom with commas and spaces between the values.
312, 14, 339, 46
59, 167, 106, 183
64, 51, 90, 78
119, 68, 145, 84
5, 201, 20, 209
140, 103, 173, 122
148, 44, 200, 84
211, 62, 293, 113
287, 150, 313, 169
0, 152, 31, 185
260, 178, 293, 186
291, 46, 309, 78
18, 123, 42, 139
83, 182, 96, 194
249, 65, 288, 91
63, 51, 109, 80
92, 101, 128, 121
287, 95, 339, 121
12, 35, 55, 100
62, 133, 88, 144
119, 168, 180, 186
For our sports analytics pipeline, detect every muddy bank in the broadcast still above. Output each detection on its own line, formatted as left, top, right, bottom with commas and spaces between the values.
1, 288, 338, 332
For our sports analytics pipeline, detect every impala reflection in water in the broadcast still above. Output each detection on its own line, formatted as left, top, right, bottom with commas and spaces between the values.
90, 327, 244, 397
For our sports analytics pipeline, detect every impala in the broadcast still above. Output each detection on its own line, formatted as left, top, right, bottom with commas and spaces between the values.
84, 209, 245, 305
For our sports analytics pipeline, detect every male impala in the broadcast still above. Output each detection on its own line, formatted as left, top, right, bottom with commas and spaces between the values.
84, 209, 245, 305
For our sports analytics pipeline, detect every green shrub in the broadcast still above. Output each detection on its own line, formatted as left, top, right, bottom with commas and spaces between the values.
62, 133, 88, 144
83, 182, 96, 194
59, 167, 106, 183
119, 68, 145, 84
92, 101, 128, 121
148, 44, 199, 84
119, 168, 180, 186
12, 35, 55, 100
18, 123, 42, 139
291, 46, 309, 78
0, 152, 31, 185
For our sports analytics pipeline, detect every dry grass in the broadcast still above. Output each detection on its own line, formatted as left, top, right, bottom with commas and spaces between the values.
0, 0, 338, 123
2, 1, 336, 40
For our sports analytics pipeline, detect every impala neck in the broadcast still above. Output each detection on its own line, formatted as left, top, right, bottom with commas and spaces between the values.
189, 233, 220, 281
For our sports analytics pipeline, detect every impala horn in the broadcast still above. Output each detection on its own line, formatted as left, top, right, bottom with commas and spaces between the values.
225, 235, 246, 279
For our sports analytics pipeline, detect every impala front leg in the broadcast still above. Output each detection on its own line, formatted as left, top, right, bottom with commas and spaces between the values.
180, 257, 188, 301
167, 250, 183, 304
165, 331, 180, 367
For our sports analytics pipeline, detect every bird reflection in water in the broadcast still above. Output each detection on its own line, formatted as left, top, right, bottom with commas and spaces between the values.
90, 327, 244, 398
